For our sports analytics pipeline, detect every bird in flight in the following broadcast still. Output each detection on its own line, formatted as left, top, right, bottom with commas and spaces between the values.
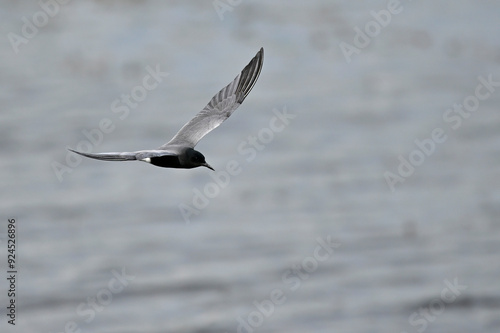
69, 48, 264, 171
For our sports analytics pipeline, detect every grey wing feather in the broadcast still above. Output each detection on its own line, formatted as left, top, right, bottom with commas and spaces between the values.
68, 149, 176, 161
160, 47, 264, 149
68, 149, 137, 161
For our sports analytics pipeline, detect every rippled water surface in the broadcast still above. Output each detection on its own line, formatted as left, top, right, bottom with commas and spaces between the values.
1, 1, 500, 332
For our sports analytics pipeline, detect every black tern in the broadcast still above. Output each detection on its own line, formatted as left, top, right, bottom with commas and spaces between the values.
69, 47, 263, 171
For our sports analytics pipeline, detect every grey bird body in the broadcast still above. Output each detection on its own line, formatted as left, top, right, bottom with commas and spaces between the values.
69, 48, 264, 171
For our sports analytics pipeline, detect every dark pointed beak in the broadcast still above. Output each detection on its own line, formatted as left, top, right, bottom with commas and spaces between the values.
202, 162, 214, 171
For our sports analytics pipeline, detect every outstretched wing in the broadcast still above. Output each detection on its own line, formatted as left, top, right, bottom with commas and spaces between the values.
68, 149, 138, 161
68, 149, 176, 162
160, 47, 264, 149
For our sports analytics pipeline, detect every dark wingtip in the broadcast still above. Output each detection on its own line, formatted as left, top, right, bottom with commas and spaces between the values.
236, 47, 264, 104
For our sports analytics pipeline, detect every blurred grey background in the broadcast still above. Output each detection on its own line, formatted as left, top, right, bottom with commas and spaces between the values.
1, 1, 499, 332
